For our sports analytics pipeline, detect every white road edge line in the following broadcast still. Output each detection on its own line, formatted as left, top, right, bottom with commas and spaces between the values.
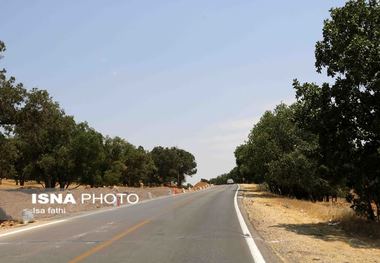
0, 219, 66, 238
0, 185, 215, 239
234, 184, 266, 263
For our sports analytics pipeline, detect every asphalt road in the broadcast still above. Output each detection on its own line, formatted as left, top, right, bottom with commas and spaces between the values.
0, 185, 277, 263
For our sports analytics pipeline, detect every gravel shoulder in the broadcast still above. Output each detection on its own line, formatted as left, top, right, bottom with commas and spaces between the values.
241, 184, 380, 263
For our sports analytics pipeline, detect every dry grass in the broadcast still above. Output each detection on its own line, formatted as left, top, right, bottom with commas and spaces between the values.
0, 179, 44, 189
339, 214, 380, 239
0, 179, 90, 190
276, 194, 380, 239
241, 184, 380, 263
242, 183, 380, 238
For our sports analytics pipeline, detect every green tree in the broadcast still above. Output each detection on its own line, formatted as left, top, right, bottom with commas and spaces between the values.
151, 146, 197, 187
1, 39, 200, 191
0, 41, 25, 185
151, 146, 177, 184
234, 103, 329, 199
0, 137, 18, 184
124, 146, 156, 187
295, 0, 380, 220
103, 136, 135, 165
13, 89, 76, 187
0, 77, 25, 135
175, 148, 197, 187
69, 122, 105, 187
103, 161, 126, 186
237, 104, 300, 185
209, 174, 229, 185
209, 167, 242, 185
0, 41, 26, 134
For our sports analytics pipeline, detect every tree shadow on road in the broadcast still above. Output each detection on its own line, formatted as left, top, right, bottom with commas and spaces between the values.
273, 222, 380, 249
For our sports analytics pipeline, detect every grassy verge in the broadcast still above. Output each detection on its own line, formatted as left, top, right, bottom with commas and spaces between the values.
241, 184, 380, 263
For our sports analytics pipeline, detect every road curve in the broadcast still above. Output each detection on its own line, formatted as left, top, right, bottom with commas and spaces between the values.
0, 185, 277, 263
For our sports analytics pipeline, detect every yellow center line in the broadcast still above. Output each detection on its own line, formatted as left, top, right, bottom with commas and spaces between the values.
68, 219, 150, 263
67, 192, 208, 263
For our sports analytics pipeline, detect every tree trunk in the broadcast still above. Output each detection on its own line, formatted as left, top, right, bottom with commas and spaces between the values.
367, 199, 375, 221
51, 178, 57, 188
45, 177, 52, 188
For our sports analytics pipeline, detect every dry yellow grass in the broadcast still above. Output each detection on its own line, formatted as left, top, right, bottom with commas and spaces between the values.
241, 184, 380, 263
244, 184, 380, 238
0, 179, 43, 189
0, 179, 86, 190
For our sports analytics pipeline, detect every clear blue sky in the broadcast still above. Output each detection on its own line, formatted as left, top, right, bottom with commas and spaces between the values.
0, 0, 345, 183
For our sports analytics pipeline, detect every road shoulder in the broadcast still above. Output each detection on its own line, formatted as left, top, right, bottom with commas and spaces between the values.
237, 184, 282, 263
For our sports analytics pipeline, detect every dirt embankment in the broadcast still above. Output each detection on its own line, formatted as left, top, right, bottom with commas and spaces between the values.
0, 186, 174, 229
241, 184, 380, 263
193, 181, 210, 190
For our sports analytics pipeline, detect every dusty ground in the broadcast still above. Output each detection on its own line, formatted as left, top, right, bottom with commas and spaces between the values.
0, 179, 45, 189
241, 184, 380, 263
0, 182, 180, 230
193, 181, 210, 190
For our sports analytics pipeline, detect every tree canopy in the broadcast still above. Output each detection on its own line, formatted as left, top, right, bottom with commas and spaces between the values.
0, 40, 197, 188
210, 0, 380, 221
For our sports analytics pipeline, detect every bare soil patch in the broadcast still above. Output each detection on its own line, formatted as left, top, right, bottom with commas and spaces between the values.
193, 181, 210, 190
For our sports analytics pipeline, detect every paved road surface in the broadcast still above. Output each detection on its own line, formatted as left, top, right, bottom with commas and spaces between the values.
0, 185, 277, 263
